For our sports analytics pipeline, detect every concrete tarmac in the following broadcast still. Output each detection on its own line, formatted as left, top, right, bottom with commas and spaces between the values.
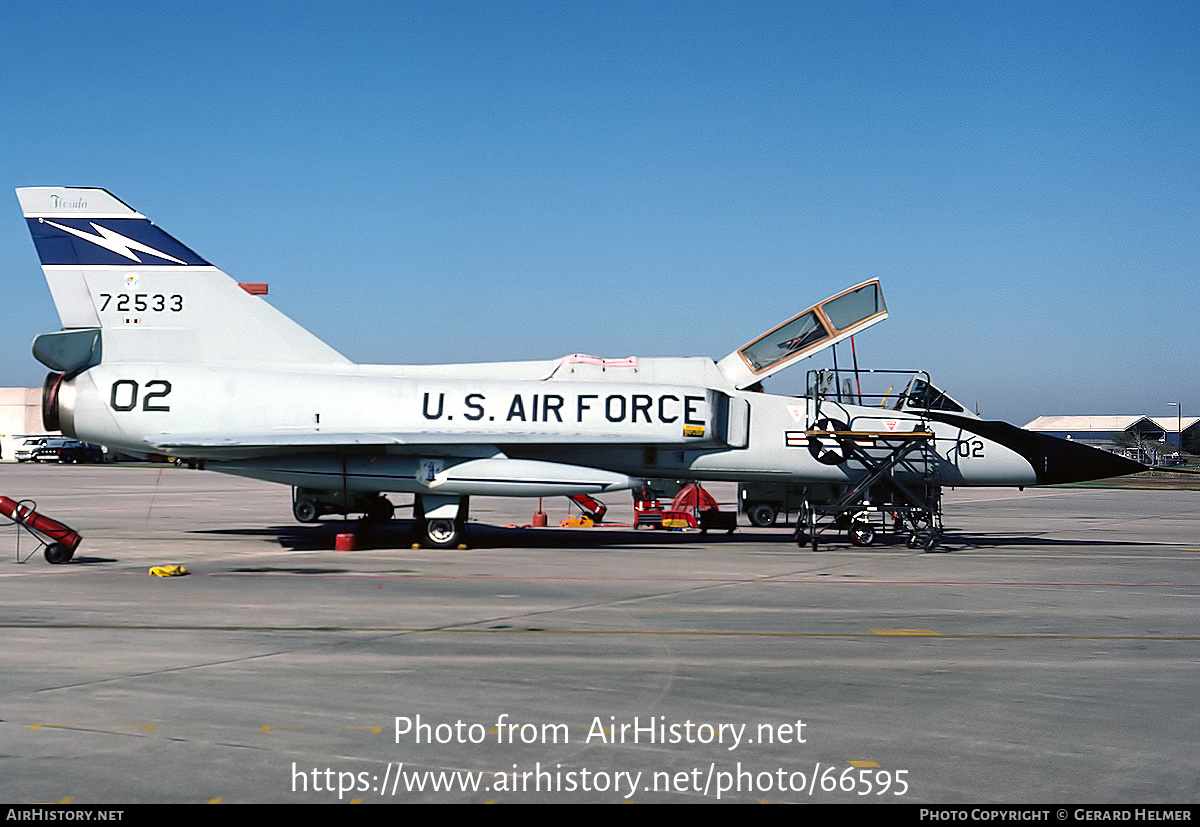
1, 464, 1197, 803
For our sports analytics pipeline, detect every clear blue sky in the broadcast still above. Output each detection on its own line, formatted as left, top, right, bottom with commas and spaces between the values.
1, 1, 1195, 425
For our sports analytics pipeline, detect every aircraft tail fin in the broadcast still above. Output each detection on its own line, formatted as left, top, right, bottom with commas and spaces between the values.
17, 187, 350, 369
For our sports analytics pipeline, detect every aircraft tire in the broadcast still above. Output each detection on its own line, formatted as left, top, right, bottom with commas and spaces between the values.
748, 503, 777, 528
293, 499, 320, 523
850, 524, 875, 546
421, 518, 463, 549
44, 543, 69, 564
922, 529, 942, 552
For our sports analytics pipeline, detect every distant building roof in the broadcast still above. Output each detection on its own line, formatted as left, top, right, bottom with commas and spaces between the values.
1024, 415, 1199, 434
1147, 416, 1200, 432
1023, 415, 1148, 432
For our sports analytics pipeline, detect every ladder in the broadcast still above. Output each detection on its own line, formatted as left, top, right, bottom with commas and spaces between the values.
796, 369, 944, 551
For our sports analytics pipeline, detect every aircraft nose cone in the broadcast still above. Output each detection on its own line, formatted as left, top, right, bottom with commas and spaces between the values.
926, 412, 1148, 485
1029, 434, 1148, 485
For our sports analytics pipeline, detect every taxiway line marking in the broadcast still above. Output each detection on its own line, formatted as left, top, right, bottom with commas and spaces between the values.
4, 624, 1200, 641
36, 571, 1200, 589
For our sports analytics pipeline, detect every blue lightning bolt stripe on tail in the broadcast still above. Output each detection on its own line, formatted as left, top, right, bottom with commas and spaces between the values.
26, 217, 210, 267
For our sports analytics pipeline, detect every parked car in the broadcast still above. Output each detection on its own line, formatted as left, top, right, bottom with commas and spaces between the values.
34, 440, 104, 464
14, 438, 41, 462
15, 437, 65, 462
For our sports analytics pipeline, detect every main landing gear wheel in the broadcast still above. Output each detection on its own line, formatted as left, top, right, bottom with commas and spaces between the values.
44, 543, 72, 564
418, 518, 465, 549
748, 503, 777, 528
412, 495, 469, 549
293, 499, 319, 523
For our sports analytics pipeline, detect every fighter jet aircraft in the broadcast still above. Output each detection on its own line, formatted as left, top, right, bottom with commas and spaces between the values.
18, 187, 1144, 553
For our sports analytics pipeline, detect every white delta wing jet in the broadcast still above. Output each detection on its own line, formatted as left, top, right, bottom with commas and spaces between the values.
18, 187, 1144, 551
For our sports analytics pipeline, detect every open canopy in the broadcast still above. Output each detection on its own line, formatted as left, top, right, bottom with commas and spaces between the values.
717, 279, 887, 389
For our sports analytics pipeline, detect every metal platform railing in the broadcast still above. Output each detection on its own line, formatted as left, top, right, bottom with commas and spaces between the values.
796, 369, 944, 551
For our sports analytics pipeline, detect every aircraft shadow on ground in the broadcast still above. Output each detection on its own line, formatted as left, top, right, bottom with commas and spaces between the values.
186, 521, 1166, 553
191, 520, 759, 551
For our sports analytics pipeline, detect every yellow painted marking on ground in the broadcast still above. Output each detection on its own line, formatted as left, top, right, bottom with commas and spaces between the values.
119, 724, 156, 732
870, 628, 941, 636
28, 724, 73, 731
208, 798, 222, 804
259, 725, 298, 733
849, 760, 880, 768
350, 799, 362, 804
346, 726, 383, 734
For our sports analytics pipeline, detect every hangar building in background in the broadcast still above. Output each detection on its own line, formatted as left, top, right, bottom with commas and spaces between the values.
1024, 414, 1198, 464
0, 387, 54, 460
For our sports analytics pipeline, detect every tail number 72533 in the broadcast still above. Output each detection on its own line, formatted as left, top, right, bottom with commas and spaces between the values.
99, 293, 184, 312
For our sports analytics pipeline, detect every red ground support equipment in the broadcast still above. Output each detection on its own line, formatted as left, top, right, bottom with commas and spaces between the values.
671, 483, 720, 514
0, 495, 83, 564
566, 494, 608, 523
670, 484, 738, 535
634, 483, 738, 534
633, 492, 665, 528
